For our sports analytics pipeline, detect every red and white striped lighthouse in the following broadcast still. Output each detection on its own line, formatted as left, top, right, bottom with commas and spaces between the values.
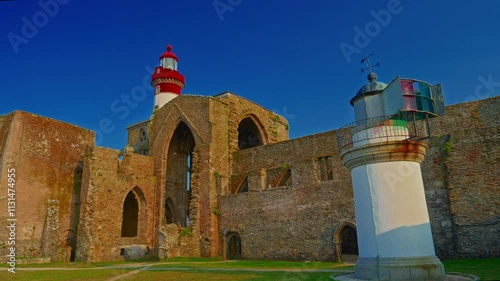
151, 45, 185, 109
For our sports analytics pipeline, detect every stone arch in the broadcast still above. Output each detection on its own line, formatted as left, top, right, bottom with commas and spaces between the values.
235, 176, 248, 194
333, 221, 358, 263
164, 121, 196, 227
121, 187, 147, 238
226, 232, 242, 260
237, 115, 267, 150
165, 197, 175, 224
276, 169, 292, 187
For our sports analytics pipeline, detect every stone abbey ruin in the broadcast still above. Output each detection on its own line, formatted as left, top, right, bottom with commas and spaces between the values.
0, 46, 498, 265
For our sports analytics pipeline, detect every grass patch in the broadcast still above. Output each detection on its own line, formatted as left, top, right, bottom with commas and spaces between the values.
443, 258, 500, 281
2, 260, 148, 268
165, 257, 223, 262
2, 258, 497, 280
154, 259, 353, 270
131, 269, 334, 281
0, 268, 134, 281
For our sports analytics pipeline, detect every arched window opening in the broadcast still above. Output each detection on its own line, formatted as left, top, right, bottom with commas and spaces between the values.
238, 117, 263, 150
237, 177, 248, 193
121, 191, 139, 237
165, 122, 195, 227
226, 232, 242, 260
276, 169, 292, 187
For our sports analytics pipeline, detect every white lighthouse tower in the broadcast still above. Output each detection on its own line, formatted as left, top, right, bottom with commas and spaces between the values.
337, 57, 446, 280
151, 45, 185, 109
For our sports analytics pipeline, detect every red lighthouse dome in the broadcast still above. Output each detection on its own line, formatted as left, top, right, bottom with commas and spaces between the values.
151, 45, 185, 109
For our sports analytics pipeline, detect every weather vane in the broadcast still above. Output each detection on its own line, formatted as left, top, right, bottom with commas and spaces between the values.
360, 53, 380, 73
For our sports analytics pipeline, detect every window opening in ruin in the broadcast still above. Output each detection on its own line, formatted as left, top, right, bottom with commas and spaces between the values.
339, 225, 359, 262
165, 122, 195, 227
121, 191, 139, 237
139, 129, 147, 142
238, 117, 263, 150
237, 177, 249, 193
316, 156, 334, 181
227, 232, 242, 260
276, 169, 292, 187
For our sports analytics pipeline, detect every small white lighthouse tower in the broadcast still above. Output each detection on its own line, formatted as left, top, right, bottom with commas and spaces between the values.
337, 57, 446, 280
151, 45, 185, 109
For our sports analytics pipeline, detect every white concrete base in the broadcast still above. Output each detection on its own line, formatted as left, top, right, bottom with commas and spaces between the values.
353, 256, 445, 281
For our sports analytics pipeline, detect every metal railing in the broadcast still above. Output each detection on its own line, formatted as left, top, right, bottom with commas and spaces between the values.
336, 112, 431, 153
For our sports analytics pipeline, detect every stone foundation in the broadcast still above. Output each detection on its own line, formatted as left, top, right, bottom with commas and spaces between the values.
355, 256, 445, 281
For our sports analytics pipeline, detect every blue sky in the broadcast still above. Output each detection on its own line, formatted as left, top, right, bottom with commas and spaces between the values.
1, 0, 499, 149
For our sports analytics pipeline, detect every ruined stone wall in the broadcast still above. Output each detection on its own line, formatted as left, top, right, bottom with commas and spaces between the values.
221, 96, 499, 261
147, 93, 290, 259
218, 93, 289, 153
422, 135, 458, 259
2, 93, 496, 264
220, 131, 354, 261
422, 96, 500, 259
0, 111, 94, 262
127, 121, 149, 145
446, 126, 499, 258
149, 96, 212, 259
126, 120, 150, 155
76, 146, 155, 262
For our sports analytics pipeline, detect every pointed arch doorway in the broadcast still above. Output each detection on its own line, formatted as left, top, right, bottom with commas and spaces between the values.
334, 222, 359, 263
226, 232, 242, 260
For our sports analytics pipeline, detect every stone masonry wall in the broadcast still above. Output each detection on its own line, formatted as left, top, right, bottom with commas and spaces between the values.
76, 146, 155, 262
0, 111, 94, 262
148, 93, 290, 259
149, 95, 212, 259
423, 96, 500, 258
445, 127, 499, 258
220, 130, 354, 261
222, 96, 499, 261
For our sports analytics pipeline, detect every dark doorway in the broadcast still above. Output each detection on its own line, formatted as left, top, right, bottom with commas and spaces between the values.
238, 117, 263, 150
68, 162, 83, 261
339, 225, 358, 263
121, 191, 139, 237
227, 232, 242, 260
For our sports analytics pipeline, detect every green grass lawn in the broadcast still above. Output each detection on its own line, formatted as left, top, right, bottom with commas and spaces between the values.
154, 257, 354, 270
0, 268, 135, 281
443, 258, 500, 281
0, 258, 497, 281
125, 269, 335, 281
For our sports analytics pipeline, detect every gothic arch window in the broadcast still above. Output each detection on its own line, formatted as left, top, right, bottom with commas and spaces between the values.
121, 187, 146, 238
165, 122, 195, 227
236, 177, 248, 193
276, 169, 292, 187
238, 117, 264, 150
